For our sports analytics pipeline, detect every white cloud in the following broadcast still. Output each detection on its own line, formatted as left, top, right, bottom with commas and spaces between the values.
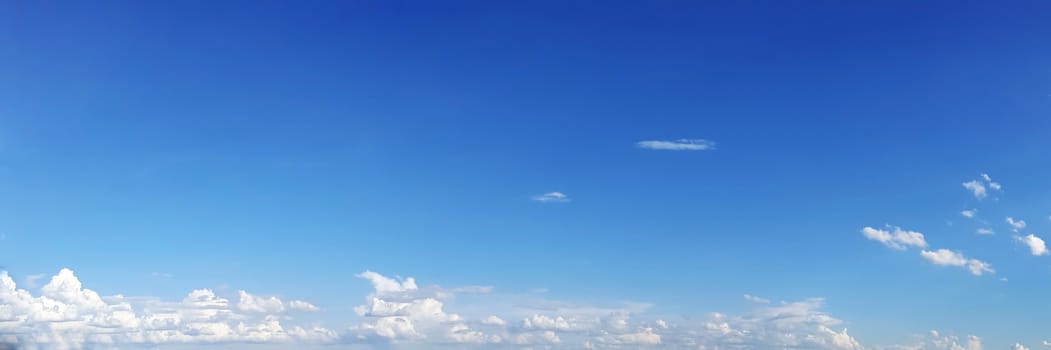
982, 173, 1002, 191
1007, 217, 1027, 232
861, 226, 928, 250
977, 228, 994, 235
1016, 234, 1049, 256
961, 209, 977, 218
636, 139, 715, 151
356, 270, 418, 294
237, 290, 285, 313
963, 180, 987, 199
743, 294, 770, 304
920, 249, 995, 276
0, 269, 334, 349
1042, 340, 1051, 347
923, 331, 983, 350
481, 315, 506, 326
1015, 343, 1030, 350
22, 273, 47, 289
532, 192, 570, 203
288, 300, 320, 312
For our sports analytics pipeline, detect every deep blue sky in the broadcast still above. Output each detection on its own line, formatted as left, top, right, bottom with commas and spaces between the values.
2, 1, 1051, 348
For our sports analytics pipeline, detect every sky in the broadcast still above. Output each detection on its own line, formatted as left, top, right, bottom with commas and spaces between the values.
2, 1, 1051, 349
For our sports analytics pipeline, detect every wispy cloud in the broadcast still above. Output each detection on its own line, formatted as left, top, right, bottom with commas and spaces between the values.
1007, 217, 1026, 232
532, 192, 570, 203
742, 294, 770, 304
961, 209, 977, 218
963, 173, 1002, 199
636, 139, 715, 151
977, 228, 994, 235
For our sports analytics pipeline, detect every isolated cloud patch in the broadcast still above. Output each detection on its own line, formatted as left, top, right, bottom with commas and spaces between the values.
920, 249, 995, 276
532, 192, 570, 203
963, 173, 1002, 199
861, 226, 928, 250
1007, 217, 1027, 232
636, 139, 715, 151
1016, 234, 1049, 256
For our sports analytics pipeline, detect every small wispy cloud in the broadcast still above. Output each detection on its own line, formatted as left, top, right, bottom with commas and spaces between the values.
963, 173, 1002, 199
976, 228, 994, 235
743, 294, 770, 304
532, 192, 570, 203
23, 274, 47, 288
1007, 217, 1026, 232
636, 139, 715, 151
960, 209, 976, 218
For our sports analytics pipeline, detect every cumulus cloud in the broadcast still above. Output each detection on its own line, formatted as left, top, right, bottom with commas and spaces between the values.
964, 174, 1001, 199
0, 269, 334, 349
963, 180, 987, 199
861, 226, 928, 250
1015, 343, 1030, 350
1016, 234, 1049, 256
920, 249, 995, 276
1042, 340, 1051, 347
961, 209, 977, 218
977, 228, 994, 235
636, 139, 715, 151
532, 192, 570, 203
1007, 217, 1027, 232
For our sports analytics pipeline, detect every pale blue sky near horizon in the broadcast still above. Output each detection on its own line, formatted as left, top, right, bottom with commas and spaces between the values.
2, 1, 1051, 348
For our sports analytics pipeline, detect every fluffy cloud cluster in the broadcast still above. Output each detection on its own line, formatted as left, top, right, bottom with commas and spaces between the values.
0, 269, 333, 349
345, 271, 869, 350
962, 174, 1001, 199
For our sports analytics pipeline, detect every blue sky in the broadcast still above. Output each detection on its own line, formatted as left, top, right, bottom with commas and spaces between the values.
2, 1, 1051, 349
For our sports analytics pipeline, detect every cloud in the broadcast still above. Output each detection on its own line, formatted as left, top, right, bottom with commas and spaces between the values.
0, 269, 335, 349
977, 228, 994, 235
481, 316, 506, 326
861, 226, 928, 250
237, 290, 286, 313
1042, 340, 1051, 347
1015, 343, 1030, 350
963, 180, 987, 199
532, 192, 570, 203
0, 268, 1001, 350
636, 139, 715, 151
287, 300, 320, 312
1007, 217, 1027, 232
1016, 234, 1049, 256
921, 331, 983, 350
21, 274, 46, 289
743, 294, 770, 304
920, 249, 995, 276
961, 209, 977, 218
982, 173, 1002, 191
